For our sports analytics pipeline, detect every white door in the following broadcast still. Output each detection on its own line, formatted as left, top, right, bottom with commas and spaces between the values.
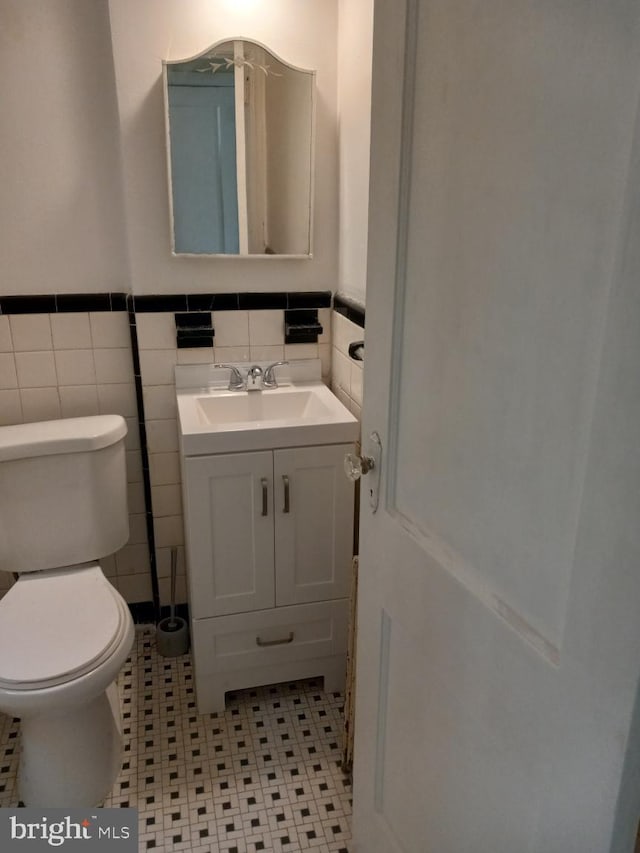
352, 2, 640, 851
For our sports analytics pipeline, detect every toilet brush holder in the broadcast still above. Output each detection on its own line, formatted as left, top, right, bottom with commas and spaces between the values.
156, 614, 189, 657
157, 548, 189, 657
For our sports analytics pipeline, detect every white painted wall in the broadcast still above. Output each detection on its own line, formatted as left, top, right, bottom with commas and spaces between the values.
107, 0, 339, 294
0, 0, 129, 295
0, 1, 369, 300
337, 0, 374, 305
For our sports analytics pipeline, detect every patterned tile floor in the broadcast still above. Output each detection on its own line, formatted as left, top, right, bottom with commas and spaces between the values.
0, 627, 352, 852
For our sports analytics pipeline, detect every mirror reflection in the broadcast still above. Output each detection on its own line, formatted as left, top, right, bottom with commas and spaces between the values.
163, 39, 315, 257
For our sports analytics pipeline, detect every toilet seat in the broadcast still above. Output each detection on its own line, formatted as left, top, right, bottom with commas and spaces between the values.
0, 565, 130, 691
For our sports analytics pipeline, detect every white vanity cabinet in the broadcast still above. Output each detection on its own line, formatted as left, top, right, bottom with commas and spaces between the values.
182, 442, 355, 713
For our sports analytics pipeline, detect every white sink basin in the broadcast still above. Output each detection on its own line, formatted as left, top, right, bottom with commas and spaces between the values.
195, 389, 333, 426
176, 362, 358, 455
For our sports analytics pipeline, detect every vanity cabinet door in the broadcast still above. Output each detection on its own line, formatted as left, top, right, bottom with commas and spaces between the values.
273, 444, 354, 606
184, 451, 275, 618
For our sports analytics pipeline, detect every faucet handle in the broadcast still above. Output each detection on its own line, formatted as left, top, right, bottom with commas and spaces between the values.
213, 363, 246, 391
263, 361, 289, 389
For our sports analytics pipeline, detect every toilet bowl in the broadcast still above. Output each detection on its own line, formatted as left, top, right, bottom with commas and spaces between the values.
0, 564, 134, 807
0, 415, 134, 806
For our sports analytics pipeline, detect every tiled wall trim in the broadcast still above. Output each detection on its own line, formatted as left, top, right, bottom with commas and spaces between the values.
332, 293, 365, 329
127, 301, 161, 619
132, 291, 331, 313
0, 293, 128, 314
0, 291, 332, 316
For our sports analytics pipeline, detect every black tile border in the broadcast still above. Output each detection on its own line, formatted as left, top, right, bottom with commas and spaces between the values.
127, 300, 161, 622
332, 294, 365, 329
133, 295, 189, 313
238, 292, 288, 310
287, 291, 332, 309
186, 293, 239, 311
0, 293, 128, 315
55, 293, 112, 312
134, 291, 331, 313
0, 290, 333, 315
0, 295, 57, 314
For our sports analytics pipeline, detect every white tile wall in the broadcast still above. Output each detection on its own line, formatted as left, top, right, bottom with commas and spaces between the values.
137, 307, 330, 607
10, 315, 53, 351
89, 312, 131, 348
94, 347, 133, 384
248, 310, 284, 345
212, 310, 250, 347
58, 385, 99, 418
331, 311, 364, 421
15, 350, 57, 387
0, 390, 22, 426
127, 482, 147, 514
20, 387, 62, 422
0, 317, 13, 351
152, 483, 182, 517
51, 313, 92, 349
0, 305, 334, 608
0, 310, 150, 604
96, 382, 138, 418
54, 349, 97, 385
0, 353, 17, 388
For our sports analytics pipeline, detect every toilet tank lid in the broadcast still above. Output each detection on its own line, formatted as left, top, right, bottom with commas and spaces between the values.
0, 415, 127, 462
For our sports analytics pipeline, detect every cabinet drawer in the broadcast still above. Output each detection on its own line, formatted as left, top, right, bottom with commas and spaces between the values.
192, 599, 348, 674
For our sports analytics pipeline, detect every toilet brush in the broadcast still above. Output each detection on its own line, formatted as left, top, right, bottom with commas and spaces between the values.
156, 547, 189, 657
167, 547, 178, 629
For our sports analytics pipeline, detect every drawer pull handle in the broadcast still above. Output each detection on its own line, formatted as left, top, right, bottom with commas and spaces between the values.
256, 631, 294, 647
283, 475, 290, 513
261, 477, 268, 516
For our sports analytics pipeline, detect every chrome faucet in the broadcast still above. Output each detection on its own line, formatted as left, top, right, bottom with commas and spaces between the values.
262, 361, 289, 389
213, 364, 246, 391
246, 365, 263, 391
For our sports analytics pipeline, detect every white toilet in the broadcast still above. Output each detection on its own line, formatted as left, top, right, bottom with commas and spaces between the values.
0, 415, 135, 807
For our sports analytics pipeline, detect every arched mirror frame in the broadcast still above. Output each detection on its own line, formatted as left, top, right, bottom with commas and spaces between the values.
162, 37, 316, 258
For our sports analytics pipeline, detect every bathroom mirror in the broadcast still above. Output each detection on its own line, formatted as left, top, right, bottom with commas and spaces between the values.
163, 39, 315, 257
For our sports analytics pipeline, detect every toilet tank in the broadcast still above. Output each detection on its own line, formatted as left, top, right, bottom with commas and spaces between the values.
0, 416, 129, 573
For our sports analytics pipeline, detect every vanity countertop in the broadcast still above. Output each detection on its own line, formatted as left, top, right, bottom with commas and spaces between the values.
176, 360, 358, 456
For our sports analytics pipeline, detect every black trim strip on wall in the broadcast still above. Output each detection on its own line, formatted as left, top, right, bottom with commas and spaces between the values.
131, 291, 332, 313
126, 294, 161, 622
0, 292, 129, 315
0, 291, 332, 315
332, 293, 365, 329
